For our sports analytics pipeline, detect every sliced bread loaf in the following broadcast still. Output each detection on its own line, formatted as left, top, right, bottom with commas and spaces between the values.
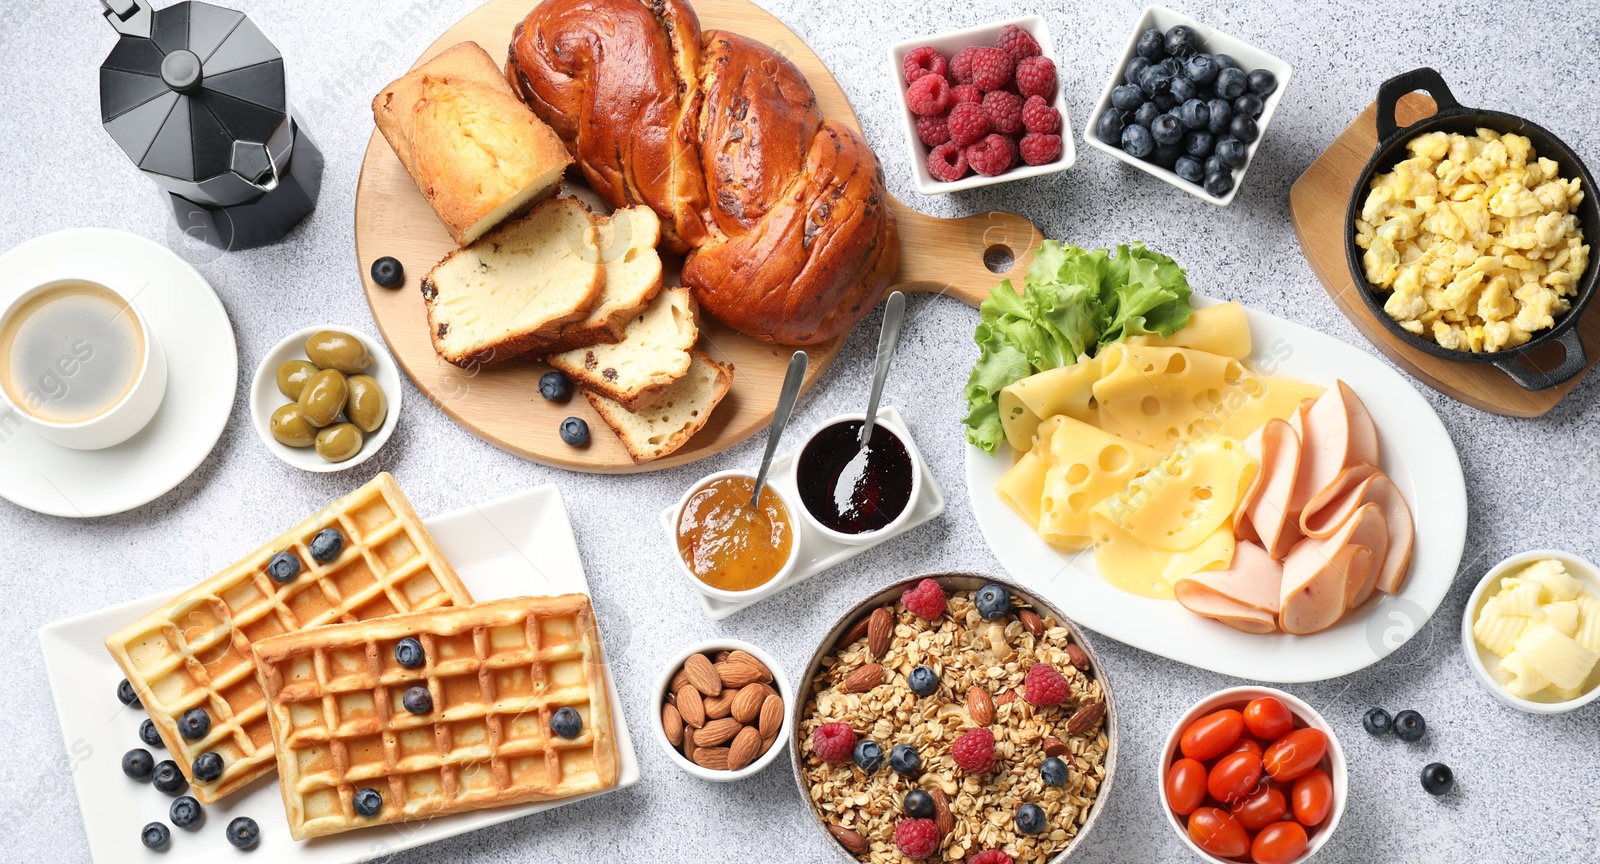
530, 206, 665, 353
585, 349, 733, 463
422, 197, 604, 368
548, 287, 697, 410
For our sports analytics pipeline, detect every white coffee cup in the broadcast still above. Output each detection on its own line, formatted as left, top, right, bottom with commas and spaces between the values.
0, 278, 167, 450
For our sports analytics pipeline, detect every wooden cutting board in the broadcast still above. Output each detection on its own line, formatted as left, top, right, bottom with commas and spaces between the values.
353, 0, 1041, 473
1288, 93, 1600, 417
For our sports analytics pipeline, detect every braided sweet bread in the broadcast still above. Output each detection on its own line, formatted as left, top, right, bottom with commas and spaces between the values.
508, 0, 899, 346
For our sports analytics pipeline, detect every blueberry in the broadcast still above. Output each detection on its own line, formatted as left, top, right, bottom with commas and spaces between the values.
1158, 57, 1183, 78
140, 718, 164, 749
1149, 143, 1182, 170
1215, 67, 1248, 100
1120, 124, 1155, 158
1184, 131, 1215, 158
1095, 109, 1126, 146
179, 708, 211, 741
1248, 68, 1279, 96
403, 686, 433, 715
975, 583, 1011, 619
394, 637, 425, 669
1169, 76, 1197, 104
1214, 53, 1240, 70
1150, 91, 1178, 113
226, 817, 260, 850
1132, 102, 1162, 129
1206, 98, 1233, 137
1363, 707, 1393, 736
170, 795, 203, 829
1150, 114, 1184, 146
1176, 98, 1209, 131
538, 371, 572, 402
122, 748, 155, 782
1174, 156, 1205, 184
852, 739, 883, 773
1041, 756, 1069, 787
1234, 92, 1264, 119
152, 760, 188, 795
1204, 155, 1226, 178
1185, 54, 1219, 85
1229, 114, 1260, 145
889, 743, 922, 776
1138, 64, 1173, 98
1421, 762, 1454, 796
907, 665, 939, 696
1203, 171, 1235, 197
904, 789, 935, 819
309, 528, 343, 564
1393, 709, 1426, 742
1163, 25, 1199, 57
1124, 56, 1152, 86
370, 256, 404, 288
117, 678, 141, 708
1215, 137, 1249, 169
1111, 84, 1144, 113
193, 752, 223, 783
1016, 802, 1046, 835
550, 706, 583, 739
1134, 27, 1165, 60
141, 822, 170, 850
353, 787, 383, 817
266, 551, 301, 583
559, 417, 589, 447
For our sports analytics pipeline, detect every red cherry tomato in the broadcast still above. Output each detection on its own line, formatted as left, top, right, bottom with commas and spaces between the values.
1165, 758, 1208, 816
1243, 696, 1296, 740
1291, 769, 1334, 826
1231, 784, 1289, 831
1206, 751, 1264, 804
1180, 709, 1245, 761
1262, 728, 1329, 782
1187, 807, 1250, 858
1250, 821, 1310, 864
1223, 737, 1264, 761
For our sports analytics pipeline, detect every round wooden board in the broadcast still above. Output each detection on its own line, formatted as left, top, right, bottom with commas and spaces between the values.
354, 0, 1042, 473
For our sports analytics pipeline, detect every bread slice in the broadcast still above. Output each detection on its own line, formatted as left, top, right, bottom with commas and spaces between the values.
373, 42, 570, 246
549, 287, 697, 410
529, 206, 666, 353
422, 197, 604, 367
585, 350, 733, 463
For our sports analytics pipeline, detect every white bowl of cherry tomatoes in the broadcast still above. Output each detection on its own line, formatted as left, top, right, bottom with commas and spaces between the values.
1160, 687, 1346, 864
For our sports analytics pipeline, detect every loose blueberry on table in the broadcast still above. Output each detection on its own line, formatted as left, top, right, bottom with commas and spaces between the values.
1362, 706, 1393, 736
170, 795, 202, 829
141, 821, 170, 850
1392, 709, 1426, 742
559, 416, 589, 447
122, 748, 154, 782
369, 256, 405, 288
117, 678, 141, 708
226, 816, 260, 850
139, 718, 164, 749
151, 759, 188, 795
539, 370, 572, 401
1421, 762, 1454, 796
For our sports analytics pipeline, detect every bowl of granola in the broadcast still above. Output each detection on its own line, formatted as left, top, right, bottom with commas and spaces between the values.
791, 573, 1116, 863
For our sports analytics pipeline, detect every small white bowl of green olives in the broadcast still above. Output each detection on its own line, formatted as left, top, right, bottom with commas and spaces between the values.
250, 325, 402, 472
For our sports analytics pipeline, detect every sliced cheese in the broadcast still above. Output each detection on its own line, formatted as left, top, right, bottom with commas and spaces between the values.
1094, 435, 1257, 552
998, 356, 1102, 453
1128, 301, 1252, 359
1038, 417, 1162, 550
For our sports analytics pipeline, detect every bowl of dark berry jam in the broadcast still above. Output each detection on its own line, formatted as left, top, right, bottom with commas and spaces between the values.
792, 413, 922, 545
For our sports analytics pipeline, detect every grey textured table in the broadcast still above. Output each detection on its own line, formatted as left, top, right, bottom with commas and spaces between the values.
4, 1, 1598, 861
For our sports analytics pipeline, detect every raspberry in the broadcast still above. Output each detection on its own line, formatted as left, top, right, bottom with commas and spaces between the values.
926, 142, 968, 182
950, 84, 982, 106
950, 728, 995, 774
983, 90, 1024, 135
994, 24, 1041, 64
949, 46, 983, 85
1019, 132, 1062, 166
1023, 662, 1070, 706
946, 102, 991, 147
811, 722, 856, 763
894, 818, 941, 860
965, 134, 1017, 177
1022, 95, 1060, 134
905, 73, 951, 116
915, 114, 951, 148
1015, 56, 1057, 100
900, 578, 947, 618
967, 47, 1013, 92
969, 851, 1014, 864
903, 46, 947, 84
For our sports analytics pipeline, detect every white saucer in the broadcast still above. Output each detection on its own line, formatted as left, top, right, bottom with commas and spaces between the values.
0, 228, 237, 517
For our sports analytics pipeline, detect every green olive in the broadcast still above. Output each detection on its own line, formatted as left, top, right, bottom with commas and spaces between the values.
314, 422, 364, 463
345, 374, 388, 433
304, 330, 372, 374
269, 403, 316, 448
296, 368, 348, 427
275, 359, 318, 401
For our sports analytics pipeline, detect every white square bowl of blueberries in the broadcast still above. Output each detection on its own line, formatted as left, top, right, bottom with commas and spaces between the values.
1083, 5, 1292, 205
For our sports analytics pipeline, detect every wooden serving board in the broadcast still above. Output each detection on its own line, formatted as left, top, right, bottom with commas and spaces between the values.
1289, 93, 1600, 417
354, 0, 1041, 473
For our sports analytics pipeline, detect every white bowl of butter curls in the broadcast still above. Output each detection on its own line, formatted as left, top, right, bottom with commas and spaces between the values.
1463, 549, 1600, 713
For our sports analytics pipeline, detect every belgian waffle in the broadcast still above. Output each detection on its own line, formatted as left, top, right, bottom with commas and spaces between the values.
252, 595, 618, 840
103, 473, 472, 803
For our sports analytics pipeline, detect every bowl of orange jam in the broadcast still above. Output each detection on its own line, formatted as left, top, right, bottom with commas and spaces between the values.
673, 470, 802, 603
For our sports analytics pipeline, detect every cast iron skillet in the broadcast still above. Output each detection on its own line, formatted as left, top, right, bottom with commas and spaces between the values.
1345, 67, 1598, 391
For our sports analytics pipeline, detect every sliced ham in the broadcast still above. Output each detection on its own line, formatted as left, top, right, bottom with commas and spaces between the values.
1236, 419, 1303, 559
1287, 381, 1380, 515
1337, 503, 1390, 608
1175, 542, 1283, 634
1301, 466, 1415, 597
1278, 505, 1380, 635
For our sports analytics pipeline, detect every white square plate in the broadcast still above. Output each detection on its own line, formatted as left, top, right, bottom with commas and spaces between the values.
39, 484, 639, 863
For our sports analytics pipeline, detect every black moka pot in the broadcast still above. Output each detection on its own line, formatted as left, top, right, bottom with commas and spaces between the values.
97, 0, 322, 250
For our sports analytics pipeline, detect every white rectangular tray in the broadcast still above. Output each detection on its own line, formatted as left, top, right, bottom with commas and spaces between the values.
39, 484, 639, 864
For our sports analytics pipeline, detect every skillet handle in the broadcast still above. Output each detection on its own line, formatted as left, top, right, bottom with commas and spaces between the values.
1492, 328, 1588, 391
1376, 67, 1462, 141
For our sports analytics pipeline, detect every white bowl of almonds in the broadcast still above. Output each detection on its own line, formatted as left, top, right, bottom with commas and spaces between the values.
655, 639, 794, 782
791, 573, 1117, 863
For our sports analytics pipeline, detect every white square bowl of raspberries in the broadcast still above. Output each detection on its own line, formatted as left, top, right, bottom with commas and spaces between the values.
1083, 5, 1293, 206
889, 16, 1076, 195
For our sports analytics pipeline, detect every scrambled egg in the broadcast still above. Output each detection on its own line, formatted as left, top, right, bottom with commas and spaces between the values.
1355, 129, 1588, 352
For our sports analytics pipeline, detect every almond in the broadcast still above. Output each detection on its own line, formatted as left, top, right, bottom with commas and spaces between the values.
662, 702, 684, 747
684, 653, 722, 697
929, 787, 954, 837
827, 824, 867, 855
670, 666, 691, 693
714, 650, 732, 663
843, 663, 885, 693
692, 746, 729, 770
758, 694, 785, 737
726, 650, 772, 681
996, 689, 1017, 707
967, 685, 995, 726
704, 690, 734, 720
1042, 735, 1068, 757
838, 614, 871, 649
866, 606, 894, 660
727, 725, 762, 771
676, 684, 705, 728
714, 660, 765, 689
1019, 608, 1045, 637
1066, 700, 1106, 737
731, 684, 766, 725
694, 717, 743, 747
682, 734, 698, 764
756, 682, 781, 702
1065, 642, 1091, 671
